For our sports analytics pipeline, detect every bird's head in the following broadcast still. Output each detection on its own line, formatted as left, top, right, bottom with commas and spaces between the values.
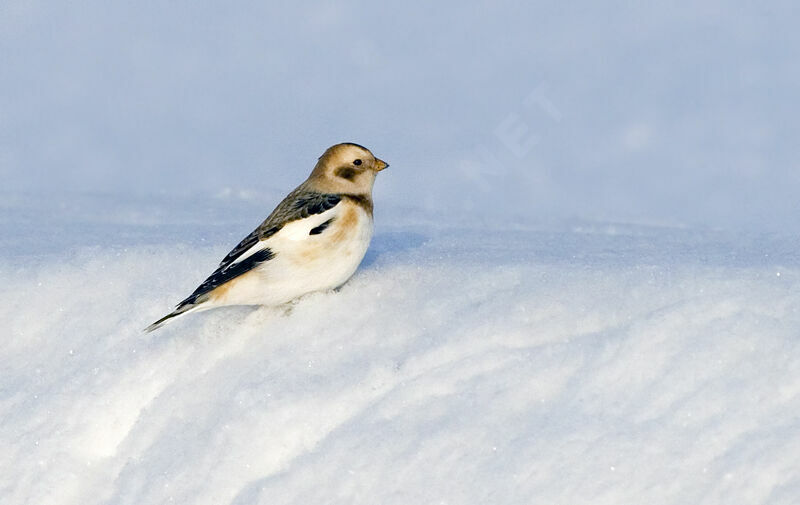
308, 143, 388, 194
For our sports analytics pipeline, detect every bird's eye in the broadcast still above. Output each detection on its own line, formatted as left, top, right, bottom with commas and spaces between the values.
353, 159, 362, 166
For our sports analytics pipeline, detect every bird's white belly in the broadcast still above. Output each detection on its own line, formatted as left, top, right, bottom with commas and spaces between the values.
218, 206, 373, 306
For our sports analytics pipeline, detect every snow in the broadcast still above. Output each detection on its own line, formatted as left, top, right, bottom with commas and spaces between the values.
2, 195, 800, 504
3, 1, 800, 504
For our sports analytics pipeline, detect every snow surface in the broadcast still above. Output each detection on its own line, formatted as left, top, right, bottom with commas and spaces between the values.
3, 1, 800, 504
2, 194, 800, 505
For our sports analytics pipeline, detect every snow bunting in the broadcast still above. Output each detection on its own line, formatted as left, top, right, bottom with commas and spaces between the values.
146, 142, 388, 332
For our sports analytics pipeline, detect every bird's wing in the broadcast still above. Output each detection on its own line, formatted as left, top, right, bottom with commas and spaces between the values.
176, 191, 343, 308
217, 190, 342, 270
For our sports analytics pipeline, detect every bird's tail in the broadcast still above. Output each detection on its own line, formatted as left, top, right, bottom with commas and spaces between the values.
144, 303, 204, 333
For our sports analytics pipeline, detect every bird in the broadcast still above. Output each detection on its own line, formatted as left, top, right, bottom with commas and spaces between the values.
145, 142, 389, 332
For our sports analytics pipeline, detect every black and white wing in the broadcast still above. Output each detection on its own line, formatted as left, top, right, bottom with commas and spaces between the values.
176, 191, 343, 307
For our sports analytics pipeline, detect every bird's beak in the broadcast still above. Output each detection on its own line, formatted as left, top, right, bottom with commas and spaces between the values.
374, 158, 389, 171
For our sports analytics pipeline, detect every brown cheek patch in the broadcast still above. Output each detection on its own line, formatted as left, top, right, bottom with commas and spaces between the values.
335, 166, 357, 180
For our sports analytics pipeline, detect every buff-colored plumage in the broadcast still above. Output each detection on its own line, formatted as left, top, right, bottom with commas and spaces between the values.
146, 143, 388, 332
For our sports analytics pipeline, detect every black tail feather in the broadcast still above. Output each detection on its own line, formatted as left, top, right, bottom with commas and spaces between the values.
144, 304, 196, 333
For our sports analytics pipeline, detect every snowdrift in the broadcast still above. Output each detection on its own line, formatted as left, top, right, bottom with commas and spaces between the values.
3, 201, 799, 504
